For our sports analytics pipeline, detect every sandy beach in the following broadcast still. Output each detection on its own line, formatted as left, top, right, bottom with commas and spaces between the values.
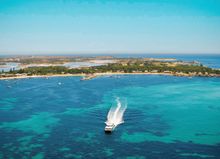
0, 72, 196, 80
0, 74, 84, 80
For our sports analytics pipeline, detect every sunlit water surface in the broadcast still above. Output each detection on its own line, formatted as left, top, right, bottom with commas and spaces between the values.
0, 75, 220, 159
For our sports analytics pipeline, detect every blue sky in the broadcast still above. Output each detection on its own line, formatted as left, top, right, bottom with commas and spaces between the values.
0, 0, 220, 54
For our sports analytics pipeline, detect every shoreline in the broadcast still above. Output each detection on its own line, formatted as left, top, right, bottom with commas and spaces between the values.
0, 74, 84, 80
0, 72, 219, 80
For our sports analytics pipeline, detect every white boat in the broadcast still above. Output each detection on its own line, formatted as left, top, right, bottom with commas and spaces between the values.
104, 98, 127, 133
104, 123, 115, 133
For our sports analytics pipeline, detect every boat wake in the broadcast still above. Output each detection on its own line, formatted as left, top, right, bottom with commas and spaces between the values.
105, 98, 127, 132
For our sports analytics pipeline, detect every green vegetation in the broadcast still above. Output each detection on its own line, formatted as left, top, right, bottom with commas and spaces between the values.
1, 60, 220, 78
94, 62, 220, 74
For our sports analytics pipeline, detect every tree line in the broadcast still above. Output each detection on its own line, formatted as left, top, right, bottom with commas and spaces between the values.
1, 62, 220, 76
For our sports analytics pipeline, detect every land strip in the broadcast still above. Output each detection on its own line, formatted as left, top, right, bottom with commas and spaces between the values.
1, 56, 220, 80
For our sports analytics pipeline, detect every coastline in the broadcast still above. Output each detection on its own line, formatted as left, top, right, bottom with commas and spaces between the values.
1, 72, 219, 80
0, 74, 84, 80
1, 55, 220, 81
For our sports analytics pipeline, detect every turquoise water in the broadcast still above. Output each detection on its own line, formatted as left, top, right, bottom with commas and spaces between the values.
0, 75, 220, 159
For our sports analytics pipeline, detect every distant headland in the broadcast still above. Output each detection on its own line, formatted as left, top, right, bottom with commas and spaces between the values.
0, 56, 220, 80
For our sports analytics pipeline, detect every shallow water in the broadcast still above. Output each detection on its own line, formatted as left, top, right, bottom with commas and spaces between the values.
0, 75, 220, 159
63, 62, 103, 68
0, 62, 20, 72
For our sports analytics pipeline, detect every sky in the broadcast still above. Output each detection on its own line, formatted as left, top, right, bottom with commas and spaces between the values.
0, 0, 220, 55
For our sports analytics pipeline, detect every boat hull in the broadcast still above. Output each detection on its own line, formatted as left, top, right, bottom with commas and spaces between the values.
104, 124, 115, 133
104, 129, 113, 133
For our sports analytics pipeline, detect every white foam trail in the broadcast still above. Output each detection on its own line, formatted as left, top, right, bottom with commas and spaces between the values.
105, 98, 127, 127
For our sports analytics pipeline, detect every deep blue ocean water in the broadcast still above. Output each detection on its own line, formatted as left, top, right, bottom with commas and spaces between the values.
0, 54, 220, 159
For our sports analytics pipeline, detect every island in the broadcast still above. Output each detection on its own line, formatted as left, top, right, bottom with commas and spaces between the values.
0, 56, 220, 80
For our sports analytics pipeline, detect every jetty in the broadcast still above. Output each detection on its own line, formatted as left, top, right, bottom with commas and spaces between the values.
81, 74, 97, 81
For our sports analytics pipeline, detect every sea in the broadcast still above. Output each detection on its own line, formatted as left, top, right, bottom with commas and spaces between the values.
0, 54, 220, 159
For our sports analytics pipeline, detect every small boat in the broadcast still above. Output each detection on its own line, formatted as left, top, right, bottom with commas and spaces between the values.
104, 123, 115, 133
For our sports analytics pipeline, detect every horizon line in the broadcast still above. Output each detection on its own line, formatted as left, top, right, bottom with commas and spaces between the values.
1, 52, 220, 56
